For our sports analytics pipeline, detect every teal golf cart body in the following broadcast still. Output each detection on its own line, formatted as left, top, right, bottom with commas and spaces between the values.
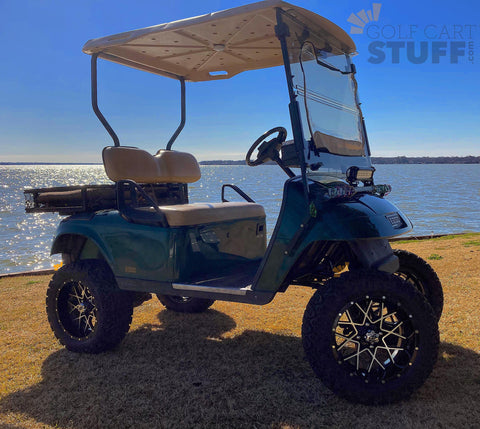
50, 176, 410, 304
25, 0, 442, 405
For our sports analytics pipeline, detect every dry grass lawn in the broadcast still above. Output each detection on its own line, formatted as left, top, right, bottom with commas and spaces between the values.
1, 233, 479, 428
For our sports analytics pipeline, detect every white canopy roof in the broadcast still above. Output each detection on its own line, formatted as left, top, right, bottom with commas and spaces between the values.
82, 0, 356, 82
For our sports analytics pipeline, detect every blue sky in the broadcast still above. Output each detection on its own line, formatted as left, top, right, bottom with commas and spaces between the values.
0, 0, 479, 162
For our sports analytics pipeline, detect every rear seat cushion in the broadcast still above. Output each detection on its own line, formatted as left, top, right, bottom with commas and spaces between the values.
103, 146, 201, 183
155, 150, 201, 183
158, 202, 265, 227
103, 146, 158, 183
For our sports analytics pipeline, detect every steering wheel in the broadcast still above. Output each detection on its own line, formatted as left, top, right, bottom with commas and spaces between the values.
246, 127, 287, 166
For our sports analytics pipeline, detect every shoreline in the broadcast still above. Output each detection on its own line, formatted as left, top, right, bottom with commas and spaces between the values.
2, 232, 477, 279
2, 157, 480, 166
0, 269, 55, 279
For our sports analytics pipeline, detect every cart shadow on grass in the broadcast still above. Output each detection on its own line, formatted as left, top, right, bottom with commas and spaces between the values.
1, 309, 479, 428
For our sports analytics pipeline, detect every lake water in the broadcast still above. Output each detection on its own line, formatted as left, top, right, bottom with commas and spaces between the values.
1, 164, 479, 274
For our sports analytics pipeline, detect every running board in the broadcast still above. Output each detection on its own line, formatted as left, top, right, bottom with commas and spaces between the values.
116, 276, 274, 306
172, 283, 251, 296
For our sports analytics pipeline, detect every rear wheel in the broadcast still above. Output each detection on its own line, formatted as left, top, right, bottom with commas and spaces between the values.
46, 260, 133, 353
157, 294, 215, 313
302, 270, 439, 405
394, 249, 443, 320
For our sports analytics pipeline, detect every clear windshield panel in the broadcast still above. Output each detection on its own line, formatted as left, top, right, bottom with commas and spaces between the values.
280, 11, 371, 173
299, 43, 364, 156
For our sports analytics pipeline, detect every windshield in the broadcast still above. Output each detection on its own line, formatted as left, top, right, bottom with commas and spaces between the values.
280, 11, 371, 174
299, 43, 365, 156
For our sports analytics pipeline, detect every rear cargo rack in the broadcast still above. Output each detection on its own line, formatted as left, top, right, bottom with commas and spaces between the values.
24, 183, 188, 216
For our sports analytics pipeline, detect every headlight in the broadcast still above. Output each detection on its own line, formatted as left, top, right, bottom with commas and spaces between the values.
346, 166, 375, 184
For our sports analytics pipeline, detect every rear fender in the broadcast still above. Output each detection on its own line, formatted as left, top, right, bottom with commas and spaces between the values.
51, 234, 107, 263
51, 219, 115, 267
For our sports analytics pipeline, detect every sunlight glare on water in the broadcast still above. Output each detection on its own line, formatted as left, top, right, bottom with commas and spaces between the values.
0, 165, 109, 274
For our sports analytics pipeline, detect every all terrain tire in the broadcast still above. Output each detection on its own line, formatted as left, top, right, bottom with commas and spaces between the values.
394, 249, 444, 320
46, 260, 133, 353
302, 270, 439, 405
157, 294, 215, 313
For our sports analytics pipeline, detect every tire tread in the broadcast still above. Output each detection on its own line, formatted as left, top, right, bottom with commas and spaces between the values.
46, 260, 133, 353
302, 270, 439, 405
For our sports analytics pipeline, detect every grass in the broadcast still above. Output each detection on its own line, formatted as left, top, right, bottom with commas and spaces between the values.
1, 233, 479, 428
428, 253, 443, 260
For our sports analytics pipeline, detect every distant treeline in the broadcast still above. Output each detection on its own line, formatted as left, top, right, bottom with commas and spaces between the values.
0, 162, 101, 165
371, 156, 480, 164
200, 156, 480, 165
200, 160, 252, 165
2, 156, 479, 166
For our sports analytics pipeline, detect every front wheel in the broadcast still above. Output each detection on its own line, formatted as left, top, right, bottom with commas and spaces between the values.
302, 270, 439, 405
46, 260, 133, 353
394, 249, 444, 320
157, 294, 215, 313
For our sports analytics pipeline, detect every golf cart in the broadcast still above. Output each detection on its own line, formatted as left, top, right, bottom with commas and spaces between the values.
25, 0, 443, 405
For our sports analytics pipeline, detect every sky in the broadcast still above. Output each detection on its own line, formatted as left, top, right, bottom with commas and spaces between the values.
0, 0, 479, 163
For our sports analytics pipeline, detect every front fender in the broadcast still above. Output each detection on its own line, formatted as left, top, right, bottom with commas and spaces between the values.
313, 194, 412, 240
253, 178, 412, 292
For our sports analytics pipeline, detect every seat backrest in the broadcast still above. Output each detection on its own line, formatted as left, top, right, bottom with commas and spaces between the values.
102, 146, 201, 184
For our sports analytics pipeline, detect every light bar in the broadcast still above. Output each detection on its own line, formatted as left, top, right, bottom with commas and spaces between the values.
346, 166, 375, 184
327, 184, 356, 199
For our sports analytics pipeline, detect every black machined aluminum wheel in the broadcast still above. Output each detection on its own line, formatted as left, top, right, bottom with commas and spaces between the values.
302, 270, 439, 405
46, 260, 133, 353
332, 294, 418, 384
57, 280, 98, 340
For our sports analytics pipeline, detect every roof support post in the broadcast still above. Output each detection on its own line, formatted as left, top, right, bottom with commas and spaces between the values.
91, 54, 120, 147
275, 8, 310, 202
166, 77, 186, 151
